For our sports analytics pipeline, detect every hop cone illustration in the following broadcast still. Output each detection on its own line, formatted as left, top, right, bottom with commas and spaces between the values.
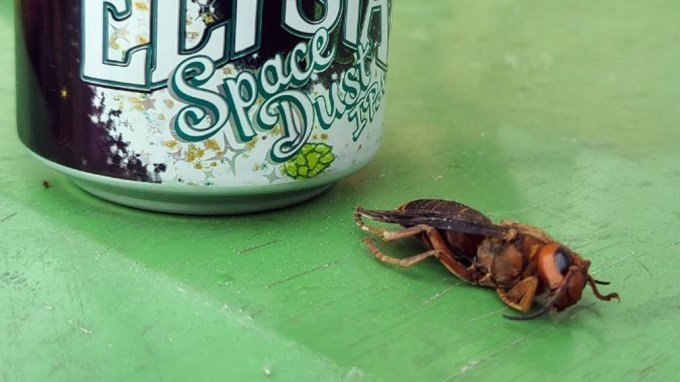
283, 143, 336, 179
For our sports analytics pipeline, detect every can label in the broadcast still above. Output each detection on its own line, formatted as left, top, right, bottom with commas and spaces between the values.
18, 1, 391, 187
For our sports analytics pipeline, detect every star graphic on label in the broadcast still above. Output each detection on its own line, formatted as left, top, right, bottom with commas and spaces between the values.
222, 65, 235, 75
136, 17, 148, 28
264, 170, 282, 184
140, 96, 156, 110
221, 144, 249, 176
110, 24, 130, 40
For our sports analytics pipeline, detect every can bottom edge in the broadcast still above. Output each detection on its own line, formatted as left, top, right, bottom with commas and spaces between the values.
72, 177, 334, 215
29, 150, 343, 215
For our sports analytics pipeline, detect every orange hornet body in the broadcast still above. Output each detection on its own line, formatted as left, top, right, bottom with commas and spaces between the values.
355, 199, 619, 320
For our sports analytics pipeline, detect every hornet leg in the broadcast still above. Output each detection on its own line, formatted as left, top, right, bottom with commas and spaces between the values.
356, 210, 474, 282
496, 276, 539, 313
363, 238, 438, 267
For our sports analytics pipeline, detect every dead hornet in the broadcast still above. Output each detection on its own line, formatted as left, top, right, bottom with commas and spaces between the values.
355, 199, 620, 320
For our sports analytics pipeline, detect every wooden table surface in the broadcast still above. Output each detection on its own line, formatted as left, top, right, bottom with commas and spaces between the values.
2, 1, 679, 381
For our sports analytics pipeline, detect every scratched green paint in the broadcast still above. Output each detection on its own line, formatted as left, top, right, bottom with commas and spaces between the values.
2, 1, 680, 381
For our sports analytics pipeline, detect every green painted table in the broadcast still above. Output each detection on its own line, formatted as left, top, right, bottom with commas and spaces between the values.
2, 1, 679, 381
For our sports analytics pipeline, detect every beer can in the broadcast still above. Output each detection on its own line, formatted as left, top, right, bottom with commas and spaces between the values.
15, 1, 391, 214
